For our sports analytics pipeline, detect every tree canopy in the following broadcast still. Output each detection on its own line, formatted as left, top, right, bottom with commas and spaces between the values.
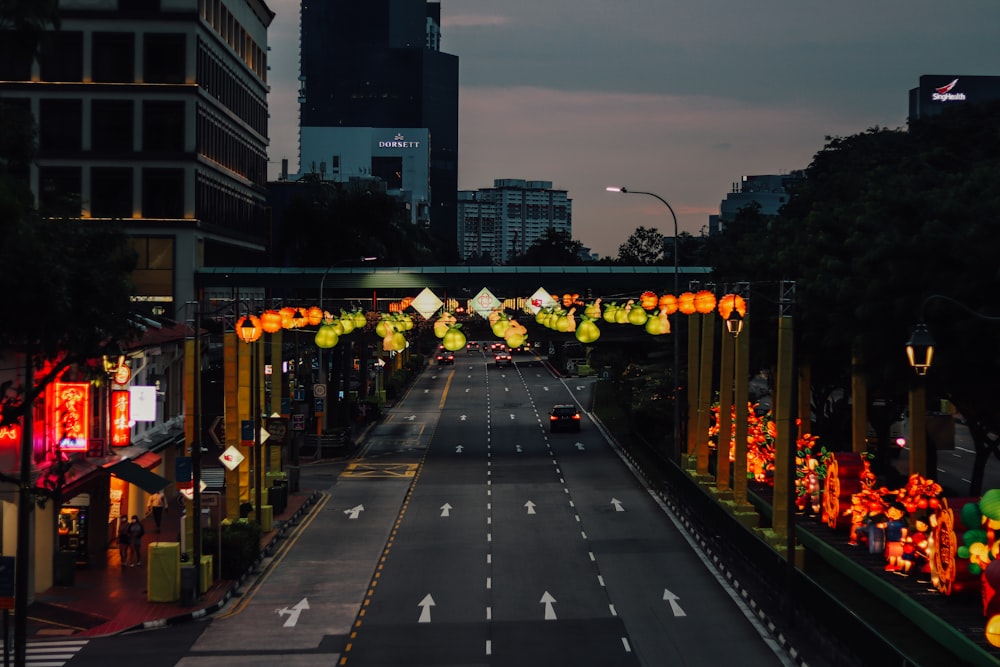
709, 100, 1000, 493
508, 227, 585, 266
617, 226, 665, 265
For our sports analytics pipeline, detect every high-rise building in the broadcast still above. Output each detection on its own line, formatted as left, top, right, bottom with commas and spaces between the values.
0, 0, 275, 319
908, 75, 1000, 121
710, 172, 803, 235
458, 180, 573, 264
297, 0, 458, 246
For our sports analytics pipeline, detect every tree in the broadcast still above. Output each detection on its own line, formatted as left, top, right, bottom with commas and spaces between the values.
617, 226, 665, 265
508, 227, 584, 266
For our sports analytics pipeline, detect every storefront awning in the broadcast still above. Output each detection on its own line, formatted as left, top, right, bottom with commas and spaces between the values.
106, 459, 169, 494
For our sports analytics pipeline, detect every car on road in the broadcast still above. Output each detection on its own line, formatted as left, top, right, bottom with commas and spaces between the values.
494, 352, 513, 367
490, 342, 507, 353
466, 341, 480, 353
436, 351, 455, 365
549, 404, 581, 432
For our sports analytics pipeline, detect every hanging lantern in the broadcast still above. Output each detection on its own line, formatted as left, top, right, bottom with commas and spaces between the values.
677, 292, 697, 315
693, 290, 717, 314
658, 294, 678, 315
639, 291, 659, 311
236, 315, 263, 343
314, 323, 339, 349
279, 306, 297, 329
306, 306, 324, 326
717, 293, 747, 320
259, 309, 282, 333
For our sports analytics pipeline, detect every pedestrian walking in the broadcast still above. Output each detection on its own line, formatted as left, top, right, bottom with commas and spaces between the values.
146, 489, 167, 532
126, 514, 145, 567
117, 517, 129, 567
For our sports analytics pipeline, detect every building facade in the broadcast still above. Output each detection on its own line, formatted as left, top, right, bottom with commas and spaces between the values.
710, 172, 804, 235
296, 0, 458, 245
458, 180, 573, 264
908, 74, 1000, 120
0, 0, 274, 321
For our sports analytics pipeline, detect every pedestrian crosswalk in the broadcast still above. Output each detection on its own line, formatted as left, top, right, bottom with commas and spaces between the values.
0, 639, 88, 666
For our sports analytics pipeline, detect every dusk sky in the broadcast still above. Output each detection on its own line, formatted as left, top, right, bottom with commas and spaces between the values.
264, 0, 1000, 259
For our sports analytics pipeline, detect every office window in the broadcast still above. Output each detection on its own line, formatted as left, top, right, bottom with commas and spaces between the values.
39, 99, 83, 152
91, 168, 133, 218
0, 31, 34, 80
92, 32, 135, 82
130, 236, 174, 298
142, 168, 184, 218
39, 31, 83, 82
92, 100, 134, 153
38, 166, 82, 217
144, 33, 186, 84
143, 100, 185, 152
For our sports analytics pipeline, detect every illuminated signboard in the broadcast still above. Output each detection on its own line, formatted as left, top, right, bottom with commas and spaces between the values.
111, 389, 131, 447
0, 424, 19, 446
52, 382, 90, 451
378, 132, 421, 149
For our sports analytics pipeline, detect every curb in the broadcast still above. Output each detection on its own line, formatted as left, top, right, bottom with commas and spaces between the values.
125, 490, 322, 634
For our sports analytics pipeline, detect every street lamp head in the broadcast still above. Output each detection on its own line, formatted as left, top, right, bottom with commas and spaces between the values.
605, 186, 627, 193
726, 310, 744, 338
905, 323, 935, 375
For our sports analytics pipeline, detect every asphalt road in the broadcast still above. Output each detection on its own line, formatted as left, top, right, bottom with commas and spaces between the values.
69, 352, 801, 666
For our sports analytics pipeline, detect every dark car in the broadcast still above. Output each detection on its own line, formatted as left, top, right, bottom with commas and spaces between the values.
490, 341, 507, 353
466, 341, 480, 353
436, 351, 455, 365
549, 404, 581, 432
494, 352, 513, 367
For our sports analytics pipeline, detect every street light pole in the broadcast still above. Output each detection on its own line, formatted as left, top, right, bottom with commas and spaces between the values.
606, 187, 682, 463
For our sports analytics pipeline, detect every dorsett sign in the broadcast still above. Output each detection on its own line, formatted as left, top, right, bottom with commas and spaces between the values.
379, 133, 421, 149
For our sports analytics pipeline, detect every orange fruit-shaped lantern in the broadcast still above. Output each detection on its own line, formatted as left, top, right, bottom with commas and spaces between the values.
677, 292, 697, 315
658, 294, 678, 315
306, 306, 324, 326
693, 290, 716, 314
718, 294, 748, 320
639, 291, 659, 311
259, 310, 282, 333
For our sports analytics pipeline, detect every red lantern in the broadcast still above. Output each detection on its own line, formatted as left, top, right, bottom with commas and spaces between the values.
693, 290, 716, 314
306, 306, 324, 326
236, 315, 263, 342
259, 310, 282, 334
677, 292, 697, 315
279, 306, 297, 329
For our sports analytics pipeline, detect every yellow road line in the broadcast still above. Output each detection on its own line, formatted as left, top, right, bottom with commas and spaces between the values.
439, 369, 454, 409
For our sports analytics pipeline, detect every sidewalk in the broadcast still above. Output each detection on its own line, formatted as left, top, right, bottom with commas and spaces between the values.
27, 488, 322, 638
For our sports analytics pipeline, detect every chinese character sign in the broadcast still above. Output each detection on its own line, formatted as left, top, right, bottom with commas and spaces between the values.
111, 389, 131, 447
52, 382, 89, 451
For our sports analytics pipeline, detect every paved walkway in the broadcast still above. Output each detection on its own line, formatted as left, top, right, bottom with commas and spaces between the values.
27, 488, 321, 638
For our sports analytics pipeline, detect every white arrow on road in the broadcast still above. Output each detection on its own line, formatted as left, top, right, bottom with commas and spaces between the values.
405, 415, 416, 421
515, 444, 523, 453
455, 444, 464, 453
575, 442, 585, 451
418, 594, 436, 623
509, 414, 516, 420
543, 386, 549, 391
276, 597, 310, 627
460, 415, 467, 420
576, 385, 585, 390
610, 498, 625, 512
440, 503, 452, 517
344, 504, 364, 519
540, 591, 557, 620
465, 388, 470, 392
525, 500, 536, 515
423, 388, 429, 393
663, 589, 687, 616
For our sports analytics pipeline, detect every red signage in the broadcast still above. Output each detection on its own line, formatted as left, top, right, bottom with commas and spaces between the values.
0, 424, 19, 446
52, 382, 90, 451
111, 390, 131, 447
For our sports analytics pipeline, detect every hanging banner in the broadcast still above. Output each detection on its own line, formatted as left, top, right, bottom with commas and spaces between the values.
111, 390, 131, 447
52, 382, 90, 451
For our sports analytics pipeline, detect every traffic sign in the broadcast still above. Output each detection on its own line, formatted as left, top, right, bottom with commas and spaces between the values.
313, 384, 327, 398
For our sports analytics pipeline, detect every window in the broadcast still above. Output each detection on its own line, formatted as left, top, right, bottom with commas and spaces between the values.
39, 99, 83, 153
92, 100, 134, 153
144, 33, 186, 84
0, 30, 34, 80
143, 101, 185, 152
90, 168, 133, 218
92, 32, 135, 82
142, 168, 184, 218
130, 236, 174, 298
38, 166, 82, 217
39, 31, 83, 82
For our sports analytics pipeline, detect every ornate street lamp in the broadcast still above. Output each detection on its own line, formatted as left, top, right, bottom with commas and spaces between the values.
905, 323, 935, 375
606, 186, 682, 462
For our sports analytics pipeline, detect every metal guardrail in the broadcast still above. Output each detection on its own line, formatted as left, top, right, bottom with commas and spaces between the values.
298, 430, 351, 459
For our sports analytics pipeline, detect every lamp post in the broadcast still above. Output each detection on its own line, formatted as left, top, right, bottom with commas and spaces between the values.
237, 315, 264, 525
606, 186, 682, 463
318, 257, 377, 433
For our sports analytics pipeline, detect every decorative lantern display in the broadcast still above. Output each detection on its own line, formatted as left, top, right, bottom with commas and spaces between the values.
279, 306, 298, 329
259, 309, 282, 334
677, 292, 697, 315
306, 306, 324, 326
236, 315, 263, 343
314, 323, 339, 349
693, 290, 717, 314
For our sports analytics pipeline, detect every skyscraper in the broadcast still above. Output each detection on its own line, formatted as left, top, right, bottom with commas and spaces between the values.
298, 0, 458, 248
